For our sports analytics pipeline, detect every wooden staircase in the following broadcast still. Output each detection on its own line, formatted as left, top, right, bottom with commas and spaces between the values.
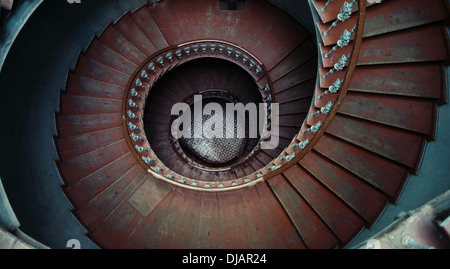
54, 0, 450, 248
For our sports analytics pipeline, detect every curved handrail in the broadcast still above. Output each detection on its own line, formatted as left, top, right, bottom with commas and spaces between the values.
262, 0, 367, 181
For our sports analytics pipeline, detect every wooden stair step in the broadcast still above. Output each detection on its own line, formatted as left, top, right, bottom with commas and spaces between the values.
282, 164, 365, 245
196, 193, 222, 248
254, 151, 277, 165
272, 58, 318, 94
326, 114, 425, 170
58, 139, 130, 185
279, 98, 312, 115
363, 0, 448, 38
57, 126, 124, 161
358, 23, 448, 65
114, 13, 158, 57
254, 182, 307, 248
269, 39, 317, 82
232, 166, 246, 179
275, 78, 316, 104
338, 92, 435, 135
349, 63, 445, 99
216, 191, 252, 248
314, 133, 408, 200
317, 0, 447, 46
247, 158, 265, 172
90, 200, 142, 249
267, 175, 338, 249
60, 95, 122, 115
142, 189, 202, 248
240, 162, 256, 175
76, 165, 147, 231
99, 26, 147, 65
278, 126, 303, 140
299, 150, 389, 225
75, 56, 129, 86
65, 74, 124, 100
124, 190, 176, 248
279, 114, 307, 128
65, 152, 137, 208
128, 175, 173, 219
57, 113, 122, 137
131, 5, 169, 50
85, 39, 138, 75
239, 186, 281, 248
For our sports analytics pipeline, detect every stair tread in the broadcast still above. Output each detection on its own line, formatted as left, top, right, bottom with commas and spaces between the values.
216, 191, 252, 248
254, 182, 307, 248
326, 114, 425, 169
269, 39, 317, 82
272, 58, 318, 94
128, 175, 173, 218
196, 193, 222, 248
139, 189, 202, 248
275, 78, 316, 104
60, 94, 122, 115
99, 26, 147, 65
85, 39, 138, 75
90, 200, 142, 249
114, 14, 158, 57
65, 74, 124, 100
358, 23, 448, 65
57, 113, 122, 137
363, 0, 448, 38
58, 126, 124, 161
65, 152, 137, 208
123, 189, 176, 248
59, 139, 130, 185
279, 114, 308, 128
349, 63, 444, 99
76, 56, 129, 86
239, 187, 282, 248
76, 165, 147, 230
318, 0, 447, 46
300, 150, 389, 225
338, 92, 435, 135
315, 133, 408, 200
279, 97, 313, 116
131, 5, 169, 50
267, 175, 338, 249
283, 165, 365, 245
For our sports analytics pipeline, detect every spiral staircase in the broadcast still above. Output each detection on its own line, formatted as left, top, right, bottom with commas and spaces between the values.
0, 0, 449, 249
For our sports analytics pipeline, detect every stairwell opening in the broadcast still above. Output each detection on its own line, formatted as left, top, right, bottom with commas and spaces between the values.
143, 58, 265, 175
